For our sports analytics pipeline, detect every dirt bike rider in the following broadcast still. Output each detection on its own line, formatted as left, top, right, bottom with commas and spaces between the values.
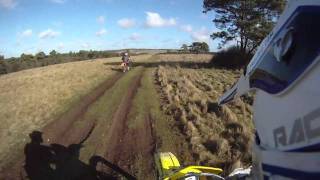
219, 0, 320, 179
121, 52, 131, 72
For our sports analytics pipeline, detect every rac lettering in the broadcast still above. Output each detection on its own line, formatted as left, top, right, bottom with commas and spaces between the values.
273, 107, 320, 148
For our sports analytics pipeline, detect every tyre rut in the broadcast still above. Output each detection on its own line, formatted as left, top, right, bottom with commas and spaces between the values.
100, 68, 157, 179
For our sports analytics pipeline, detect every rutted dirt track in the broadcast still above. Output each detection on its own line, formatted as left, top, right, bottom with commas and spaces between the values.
44, 72, 123, 146
0, 67, 157, 180
103, 69, 155, 179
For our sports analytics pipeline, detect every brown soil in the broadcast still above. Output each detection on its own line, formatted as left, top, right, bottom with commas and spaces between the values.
0, 73, 123, 179
101, 70, 156, 179
43, 72, 123, 146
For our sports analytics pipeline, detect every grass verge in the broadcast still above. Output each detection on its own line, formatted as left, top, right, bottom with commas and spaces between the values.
156, 65, 254, 175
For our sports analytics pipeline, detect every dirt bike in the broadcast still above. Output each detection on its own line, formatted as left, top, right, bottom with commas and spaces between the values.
155, 152, 251, 180
121, 60, 132, 73
121, 62, 128, 72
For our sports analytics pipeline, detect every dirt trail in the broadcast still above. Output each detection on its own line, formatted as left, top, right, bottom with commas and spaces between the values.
103, 70, 143, 162
43, 72, 123, 146
101, 69, 156, 178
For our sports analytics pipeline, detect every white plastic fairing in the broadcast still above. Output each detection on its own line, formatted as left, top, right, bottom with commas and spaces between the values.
254, 55, 320, 151
253, 55, 320, 178
218, 75, 250, 105
185, 176, 197, 180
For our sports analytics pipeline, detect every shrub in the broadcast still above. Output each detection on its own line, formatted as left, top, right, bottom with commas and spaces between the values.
210, 46, 252, 69
0, 60, 7, 74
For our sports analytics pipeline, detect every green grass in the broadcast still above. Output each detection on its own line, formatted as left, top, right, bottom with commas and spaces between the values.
78, 67, 144, 162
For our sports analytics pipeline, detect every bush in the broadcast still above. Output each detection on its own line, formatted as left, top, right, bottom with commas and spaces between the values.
0, 60, 7, 74
210, 46, 252, 69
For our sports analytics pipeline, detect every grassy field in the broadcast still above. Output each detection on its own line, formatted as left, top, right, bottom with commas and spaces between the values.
0, 55, 151, 171
152, 54, 213, 62
0, 53, 253, 179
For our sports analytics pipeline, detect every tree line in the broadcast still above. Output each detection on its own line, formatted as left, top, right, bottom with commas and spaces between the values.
0, 50, 122, 75
180, 42, 210, 53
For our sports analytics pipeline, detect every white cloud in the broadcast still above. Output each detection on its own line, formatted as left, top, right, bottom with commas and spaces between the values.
21, 29, 33, 37
129, 33, 141, 41
50, 0, 65, 4
0, 0, 17, 9
191, 27, 210, 42
97, 16, 105, 24
180, 24, 193, 33
81, 42, 89, 48
117, 18, 135, 29
58, 42, 64, 49
145, 12, 176, 28
96, 28, 107, 36
39, 29, 60, 39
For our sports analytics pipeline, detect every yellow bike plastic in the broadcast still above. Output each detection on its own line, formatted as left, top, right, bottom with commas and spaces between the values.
156, 152, 223, 180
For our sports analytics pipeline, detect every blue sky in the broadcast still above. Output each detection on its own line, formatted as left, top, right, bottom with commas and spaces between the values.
0, 0, 218, 58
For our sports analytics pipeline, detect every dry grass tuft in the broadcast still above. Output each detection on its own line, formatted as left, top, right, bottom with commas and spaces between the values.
153, 54, 213, 63
156, 62, 254, 175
